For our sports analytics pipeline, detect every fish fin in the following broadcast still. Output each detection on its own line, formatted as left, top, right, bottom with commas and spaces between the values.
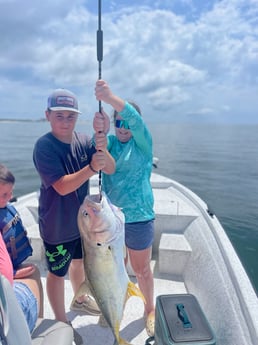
71, 281, 92, 306
127, 281, 146, 304
113, 321, 133, 345
119, 339, 133, 345
112, 337, 133, 345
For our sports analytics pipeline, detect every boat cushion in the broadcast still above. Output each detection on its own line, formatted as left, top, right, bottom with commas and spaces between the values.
0, 274, 31, 344
0, 274, 73, 345
31, 318, 73, 345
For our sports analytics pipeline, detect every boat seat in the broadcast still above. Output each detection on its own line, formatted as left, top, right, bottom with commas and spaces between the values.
0, 274, 74, 345
159, 233, 192, 275
31, 318, 73, 345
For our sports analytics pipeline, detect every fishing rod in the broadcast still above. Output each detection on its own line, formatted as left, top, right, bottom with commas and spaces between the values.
97, 0, 103, 108
97, 0, 103, 199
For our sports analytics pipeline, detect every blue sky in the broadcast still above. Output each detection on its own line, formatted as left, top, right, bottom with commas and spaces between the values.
0, 0, 257, 123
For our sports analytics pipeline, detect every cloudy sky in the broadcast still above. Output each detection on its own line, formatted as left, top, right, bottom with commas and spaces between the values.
0, 0, 257, 123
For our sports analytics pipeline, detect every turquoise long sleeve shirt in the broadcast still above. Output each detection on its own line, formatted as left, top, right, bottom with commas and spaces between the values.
102, 102, 155, 223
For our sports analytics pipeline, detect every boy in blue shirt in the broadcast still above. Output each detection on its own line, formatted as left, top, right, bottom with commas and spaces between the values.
33, 88, 115, 330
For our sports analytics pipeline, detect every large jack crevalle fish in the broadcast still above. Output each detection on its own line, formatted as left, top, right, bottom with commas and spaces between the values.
74, 193, 145, 345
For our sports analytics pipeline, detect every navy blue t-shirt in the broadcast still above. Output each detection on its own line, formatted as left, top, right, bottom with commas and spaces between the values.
33, 131, 96, 244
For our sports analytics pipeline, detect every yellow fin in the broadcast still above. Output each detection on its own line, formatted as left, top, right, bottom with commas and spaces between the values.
127, 281, 146, 304
119, 337, 133, 345
113, 321, 133, 345
113, 337, 132, 345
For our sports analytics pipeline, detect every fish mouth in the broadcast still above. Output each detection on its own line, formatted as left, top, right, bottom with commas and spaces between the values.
86, 194, 101, 203
84, 194, 102, 209
78, 192, 126, 249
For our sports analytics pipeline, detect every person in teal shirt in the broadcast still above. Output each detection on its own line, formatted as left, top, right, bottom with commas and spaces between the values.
94, 79, 155, 337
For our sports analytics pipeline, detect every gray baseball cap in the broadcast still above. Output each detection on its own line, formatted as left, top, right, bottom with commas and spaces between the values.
47, 89, 81, 114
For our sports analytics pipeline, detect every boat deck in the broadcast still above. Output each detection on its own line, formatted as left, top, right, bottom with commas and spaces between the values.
37, 261, 186, 345
13, 173, 258, 345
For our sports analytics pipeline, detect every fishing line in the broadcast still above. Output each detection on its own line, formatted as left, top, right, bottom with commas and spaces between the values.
97, 0, 103, 199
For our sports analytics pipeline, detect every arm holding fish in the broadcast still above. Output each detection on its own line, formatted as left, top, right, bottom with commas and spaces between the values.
52, 164, 97, 196
52, 151, 114, 196
52, 137, 114, 196
91, 132, 115, 175
93, 109, 110, 134
92, 110, 115, 174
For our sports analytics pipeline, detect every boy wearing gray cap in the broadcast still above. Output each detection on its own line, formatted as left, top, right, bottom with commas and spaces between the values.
33, 88, 114, 342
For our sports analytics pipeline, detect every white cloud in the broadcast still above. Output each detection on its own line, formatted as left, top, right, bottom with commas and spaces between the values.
0, 0, 257, 123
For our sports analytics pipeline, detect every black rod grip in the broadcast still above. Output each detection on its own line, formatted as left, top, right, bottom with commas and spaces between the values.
97, 30, 103, 62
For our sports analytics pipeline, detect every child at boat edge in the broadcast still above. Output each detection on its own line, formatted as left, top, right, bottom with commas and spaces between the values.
0, 163, 44, 333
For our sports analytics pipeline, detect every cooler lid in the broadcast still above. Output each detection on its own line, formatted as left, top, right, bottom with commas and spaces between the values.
158, 294, 214, 343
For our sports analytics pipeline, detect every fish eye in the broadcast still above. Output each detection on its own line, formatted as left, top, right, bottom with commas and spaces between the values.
82, 210, 88, 217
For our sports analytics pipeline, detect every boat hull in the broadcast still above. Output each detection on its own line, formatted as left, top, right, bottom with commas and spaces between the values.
12, 173, 258, 345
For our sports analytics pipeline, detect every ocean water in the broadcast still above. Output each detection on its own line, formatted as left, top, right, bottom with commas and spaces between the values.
0, 120, 258, 293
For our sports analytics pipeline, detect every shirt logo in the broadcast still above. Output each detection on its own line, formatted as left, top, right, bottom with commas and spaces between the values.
80, 154, 88, 162
46, 245, 67, 262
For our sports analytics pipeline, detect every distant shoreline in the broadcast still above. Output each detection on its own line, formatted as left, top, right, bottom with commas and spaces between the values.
0, 118, 46, 123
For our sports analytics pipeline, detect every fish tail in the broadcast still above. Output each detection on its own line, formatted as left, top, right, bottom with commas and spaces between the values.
127, 281, 146, 304
112, 337, 133, 345
119, 339, 133, 345
113, 322, 133, 345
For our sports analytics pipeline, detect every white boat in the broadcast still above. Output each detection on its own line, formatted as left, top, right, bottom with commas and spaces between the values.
12, 172, 258, 345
